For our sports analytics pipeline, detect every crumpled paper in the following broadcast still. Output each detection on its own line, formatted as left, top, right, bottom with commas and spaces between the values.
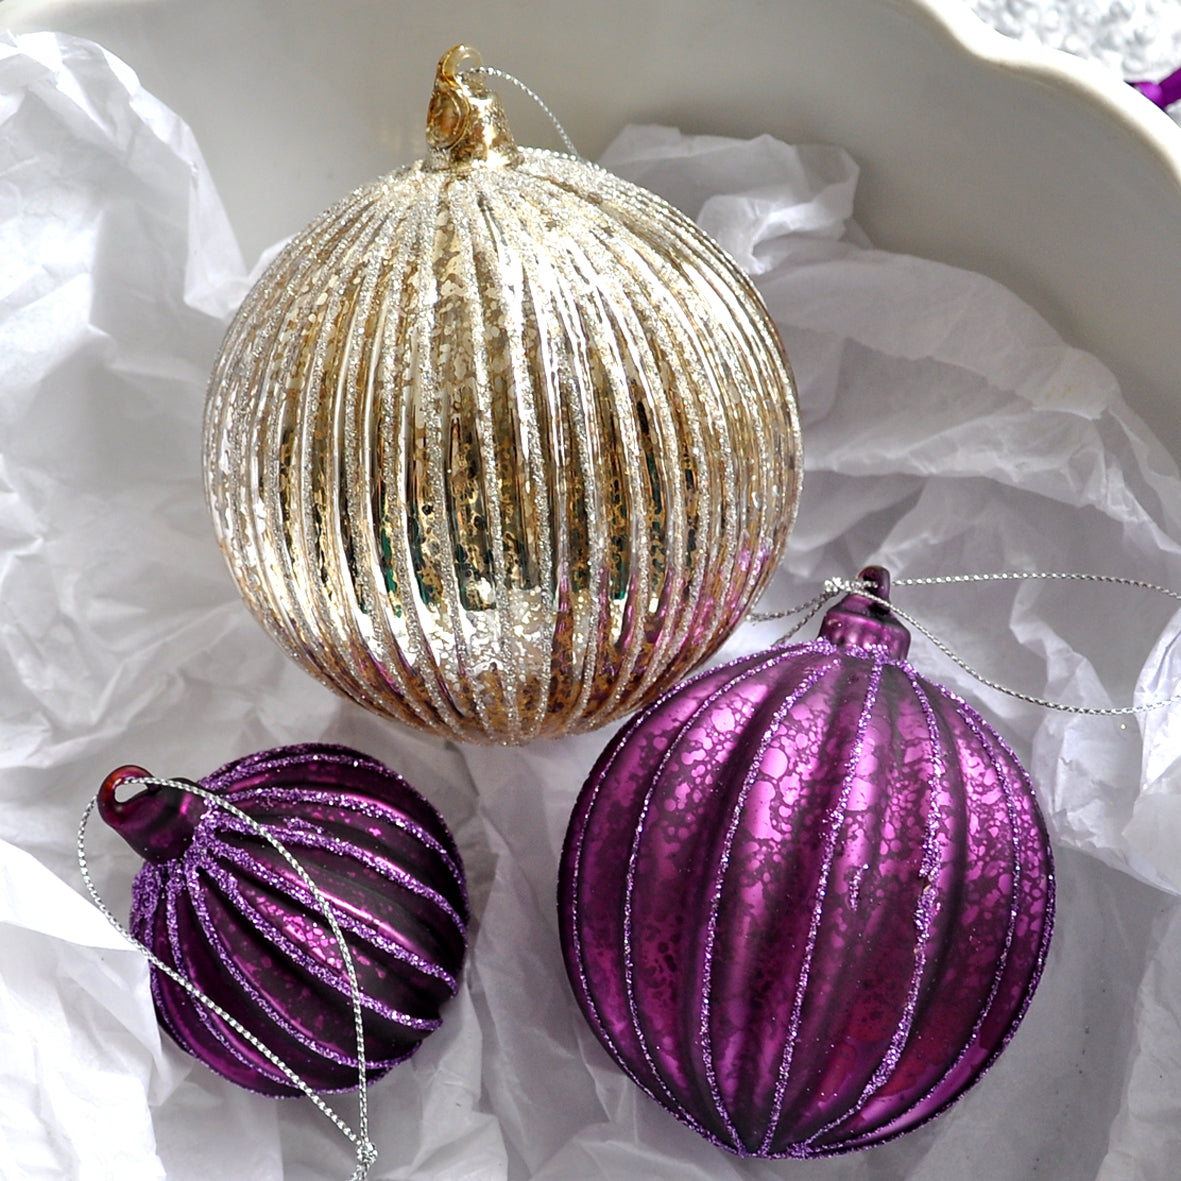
2, 29, 1181, 1181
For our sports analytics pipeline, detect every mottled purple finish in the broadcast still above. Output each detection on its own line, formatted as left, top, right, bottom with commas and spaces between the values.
100, 743, 468, 1096
559, 569, 1054, 1157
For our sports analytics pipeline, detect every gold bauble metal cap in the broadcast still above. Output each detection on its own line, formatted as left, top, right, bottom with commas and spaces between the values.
426, 45, 521, 170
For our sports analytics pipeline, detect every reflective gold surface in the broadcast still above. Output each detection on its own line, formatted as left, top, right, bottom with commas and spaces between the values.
204, 51, 801, 743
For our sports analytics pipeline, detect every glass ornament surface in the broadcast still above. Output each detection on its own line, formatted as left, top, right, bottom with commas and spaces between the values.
98, 743, 468, 1096
203, 47, 802, 744
558, 568, 1054, 1157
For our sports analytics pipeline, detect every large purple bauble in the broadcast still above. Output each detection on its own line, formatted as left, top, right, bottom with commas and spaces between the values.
99, 743, 468, 1096
559, 568, 1054, 1157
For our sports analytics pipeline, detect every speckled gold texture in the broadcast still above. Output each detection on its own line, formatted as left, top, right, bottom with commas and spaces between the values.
203, 48, 802, 744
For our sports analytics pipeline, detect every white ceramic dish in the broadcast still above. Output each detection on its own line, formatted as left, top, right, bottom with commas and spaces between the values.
5, 4, 1181, 1179
6, 0, 1181, 460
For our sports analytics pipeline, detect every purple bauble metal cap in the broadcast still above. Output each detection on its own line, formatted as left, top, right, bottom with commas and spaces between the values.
818, 565, 911, 659
98, 765, 207, 863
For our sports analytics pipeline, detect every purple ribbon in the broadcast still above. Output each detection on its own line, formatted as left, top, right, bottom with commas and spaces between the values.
1130, 66, 1181, 109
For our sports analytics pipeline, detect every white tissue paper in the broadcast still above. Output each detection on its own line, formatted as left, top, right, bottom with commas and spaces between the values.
2, 29, 1181, 1181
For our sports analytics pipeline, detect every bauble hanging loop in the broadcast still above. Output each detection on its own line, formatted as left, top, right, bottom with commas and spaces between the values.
98, 744, 468, 1096
97, 764, 206, 863
559, 567, 1054, 1157
203, 46, 802, 744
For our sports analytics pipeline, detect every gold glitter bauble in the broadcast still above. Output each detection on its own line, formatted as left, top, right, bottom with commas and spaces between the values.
204, 46, 802, 744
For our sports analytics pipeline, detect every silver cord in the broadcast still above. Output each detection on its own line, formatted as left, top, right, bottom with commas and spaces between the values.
78, 777, 377, 1181
751, 570, 1181, 717
895, 571, 1181, 602
753, 585, 836, 642
463, 64, 582, 157
750, 578, 872, 626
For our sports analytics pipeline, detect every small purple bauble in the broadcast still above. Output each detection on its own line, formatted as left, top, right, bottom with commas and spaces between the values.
559, 567, 1054, 1157
99, 743, 468, 1096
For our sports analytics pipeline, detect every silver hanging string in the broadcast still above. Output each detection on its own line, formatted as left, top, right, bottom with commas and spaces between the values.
750, 570, 1181, 717
750, 584, 836, 643
894, 570, 1181, 601
462, 64, 582, 157
77, 777, 378, 1181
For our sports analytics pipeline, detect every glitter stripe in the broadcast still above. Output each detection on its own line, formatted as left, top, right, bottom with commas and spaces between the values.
473, 181, 553, 737
565, 648, 813, 1137
583, 230, 703, 710
700, 655, 839, 1150
526, 199, 612, 726
801, 665, 950, 1148
544, 223, 655, 719
620, 645, 835, 1132
510, 197, 587, 726
285, 199, 393, 701
201, 857, 442, 1036
762, 651, 884, 1152
831, 691, 1041, 1152
229, 786, 465, 887
167, 867, 296, 1089
185, 864, 415, 1085
214, 821, 466, 958
348, 198, 446, 729
373, 192, 466, 732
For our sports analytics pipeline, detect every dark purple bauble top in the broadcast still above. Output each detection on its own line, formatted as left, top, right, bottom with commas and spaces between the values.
559, 568, 1054, 1157
99, 743, 468, 1096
